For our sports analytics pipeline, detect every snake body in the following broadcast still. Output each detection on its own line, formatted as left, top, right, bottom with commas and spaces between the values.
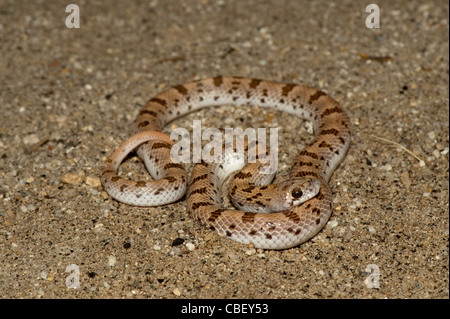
101, 76, 351, 249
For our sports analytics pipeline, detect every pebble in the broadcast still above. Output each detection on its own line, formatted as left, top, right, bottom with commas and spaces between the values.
328, 220, 339, 228
185, 242, 196, 251
85, 176, 102, 187
245, 248, 257, 256
23, 134, 40, 145
173, 287, 182, 296
107, 255, 117, 267
61, 173, 82, 185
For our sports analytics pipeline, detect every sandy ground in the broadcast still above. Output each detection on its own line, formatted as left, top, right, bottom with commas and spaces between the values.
0, 0, 448, 299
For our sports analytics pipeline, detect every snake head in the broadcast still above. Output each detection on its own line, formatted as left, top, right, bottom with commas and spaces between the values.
280, 177, 321, 208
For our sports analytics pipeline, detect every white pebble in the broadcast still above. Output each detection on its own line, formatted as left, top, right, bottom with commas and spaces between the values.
173, 288, 182, 296
368, 226, 376, 233
23, 134, 40, 145
153, 244, 161, 251
328, 220, 339, 228
185, 242, 196, 251
107, 255, 117, 267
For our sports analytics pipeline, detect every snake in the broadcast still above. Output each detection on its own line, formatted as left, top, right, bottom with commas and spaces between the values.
101, 76, 351, 249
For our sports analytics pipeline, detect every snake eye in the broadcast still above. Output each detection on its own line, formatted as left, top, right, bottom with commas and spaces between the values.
291, 188, 303, 199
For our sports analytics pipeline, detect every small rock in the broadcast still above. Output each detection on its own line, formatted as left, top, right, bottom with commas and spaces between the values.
173, 288, 182, 296
432, 149, 440, 158
85, 176, 102, 187
245, 248, 257, 256
61, 173, 82, 185
25, 177, 35, 184
23, 134, 40, 145
328, 220, 339, 228
107, 255, 117, 267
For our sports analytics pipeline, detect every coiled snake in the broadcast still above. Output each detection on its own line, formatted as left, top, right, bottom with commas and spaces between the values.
101, 76, 351, 249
